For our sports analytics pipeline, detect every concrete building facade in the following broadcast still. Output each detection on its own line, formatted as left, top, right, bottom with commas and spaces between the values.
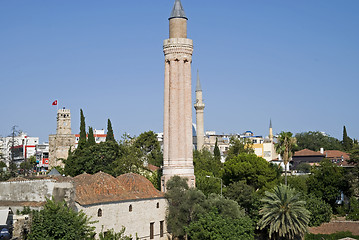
162, 0, 195, 191
0, 132, 39, 167
48, 108, 76, 168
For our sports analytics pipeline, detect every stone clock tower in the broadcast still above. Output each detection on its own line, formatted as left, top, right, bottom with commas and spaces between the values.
49, 108, 76, 168
161, 0, 195, 191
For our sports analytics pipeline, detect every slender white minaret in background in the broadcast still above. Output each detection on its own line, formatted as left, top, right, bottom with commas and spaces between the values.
194, 70, 205, 151
162, 0, 195, 191
269, 119, 273, 142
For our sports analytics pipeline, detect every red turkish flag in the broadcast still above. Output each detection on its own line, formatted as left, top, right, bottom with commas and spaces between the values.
52, 100, 57, 105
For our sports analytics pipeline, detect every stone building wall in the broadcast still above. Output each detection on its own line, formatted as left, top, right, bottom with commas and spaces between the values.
76, 198, 168, 240
48, 134, 76, 167
0, 178, 75, 212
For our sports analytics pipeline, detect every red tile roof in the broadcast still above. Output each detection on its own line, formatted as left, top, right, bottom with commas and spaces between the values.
309, 221, 359, 235
73, 172, 163, 206
294, 149, 325, 157
322, 150, 353, 167
146, 164, 160, 172
323, 150, 349, 159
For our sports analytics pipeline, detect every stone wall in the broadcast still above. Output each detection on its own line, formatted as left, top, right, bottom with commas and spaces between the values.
0, 178, 74, 212
48, 134, 76, 167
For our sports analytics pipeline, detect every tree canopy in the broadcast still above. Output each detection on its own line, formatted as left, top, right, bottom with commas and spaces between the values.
165, 176, 254, 240
295, 131, 343, 152
342, 126, 354, 152
307, 159, 349, 209
28, 198, 95, 240
106, 119, 115, 142
78, 109, 87, 149
226, 137, 254, 160
222, 153, 280, 191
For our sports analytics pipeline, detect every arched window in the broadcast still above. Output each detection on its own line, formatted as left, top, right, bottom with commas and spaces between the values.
98, 208, 102, 217
156, 202, 160, 208
129, 205, 132, 212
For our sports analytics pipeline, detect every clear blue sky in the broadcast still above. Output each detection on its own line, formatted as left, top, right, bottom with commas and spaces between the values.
1, 0, 358, 143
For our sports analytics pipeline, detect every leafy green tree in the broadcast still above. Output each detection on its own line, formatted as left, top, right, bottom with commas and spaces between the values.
20, 161, 33, 176
165, 176, 205, 239
98, 227, 133, 240
78, 109, 87, 149
222, 153, 280, 191
275, 131, 297, 185
342, 126, 353, 152
106, 119, 115, 142
0, 161, 11, 181
28, 198, 95, 240
307, 159, 349, 209
202, 194, 245, 219
64, 141, 121, 177
0, 161, 6, 170
305, 194, 332, 227
214, 138, 221, 162
88, 127, 96, 146
195, 170, 222, 196
286, 175, 309, 195
295, 131, 343, 152
258, 184, 310, 240
349, 146, 359, 197
186, 210, 254, 240
112, 138, 144, 176
226, 137, 254, 160
346, 196, 359, 221
134, 131, 162, 167
224, 181, 261, 220
193, 149, 222, 177
296, 163, 311, 173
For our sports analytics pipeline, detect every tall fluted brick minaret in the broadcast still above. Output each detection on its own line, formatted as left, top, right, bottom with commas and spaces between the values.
194, 70, 205, 151
162, 0, 195, 191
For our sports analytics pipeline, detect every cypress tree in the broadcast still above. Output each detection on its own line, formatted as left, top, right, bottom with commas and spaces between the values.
88, 127, 96, 146
343, 126, 353, 151
106, 119, 115, 142
78, 109, 87, 149
214, 138, 221, 162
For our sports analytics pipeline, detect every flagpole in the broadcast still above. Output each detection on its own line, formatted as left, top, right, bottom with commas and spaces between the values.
57, 100, 59, 111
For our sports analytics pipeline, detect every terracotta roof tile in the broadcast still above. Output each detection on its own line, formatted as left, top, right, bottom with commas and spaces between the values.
117, 173, 164, 199
322, 150, 354, 167
294, 149, 325, 157
309, 221, 359, 235
146, 164, 160, 172
73, 172, 163, 206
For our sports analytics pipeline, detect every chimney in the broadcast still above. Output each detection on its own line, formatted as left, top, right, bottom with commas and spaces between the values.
320, 148, 324, 154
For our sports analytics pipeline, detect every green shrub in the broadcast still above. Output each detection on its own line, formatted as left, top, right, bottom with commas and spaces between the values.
347, 196, 359, 221
305, 195, 332, 227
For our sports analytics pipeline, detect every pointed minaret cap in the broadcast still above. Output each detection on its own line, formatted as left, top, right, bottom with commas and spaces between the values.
169, 0, 188, 20
269, 119, 272, 129
196, 70, 202, 92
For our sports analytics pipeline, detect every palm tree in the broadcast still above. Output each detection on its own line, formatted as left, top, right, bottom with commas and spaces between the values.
258, 184, 310, 240
275, 131, 297, 185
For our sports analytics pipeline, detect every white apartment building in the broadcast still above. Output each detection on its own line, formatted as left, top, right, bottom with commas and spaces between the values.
0, 132, 39, 167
